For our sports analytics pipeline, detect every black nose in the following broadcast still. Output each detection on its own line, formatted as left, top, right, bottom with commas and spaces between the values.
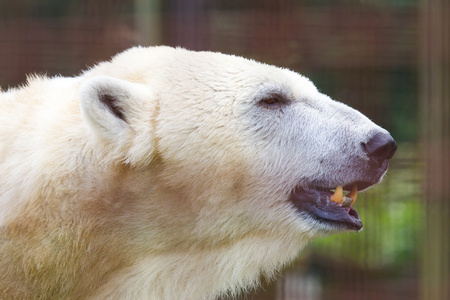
362, 132, 397, 161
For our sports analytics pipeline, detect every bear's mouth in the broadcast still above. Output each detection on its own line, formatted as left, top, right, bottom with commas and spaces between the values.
289, 181, 375, 231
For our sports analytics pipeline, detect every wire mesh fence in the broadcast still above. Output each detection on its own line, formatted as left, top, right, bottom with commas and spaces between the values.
0, 0, 446, 299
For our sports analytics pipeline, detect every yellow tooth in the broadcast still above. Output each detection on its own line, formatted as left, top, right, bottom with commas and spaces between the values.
347, 185, 358, 205
330, 186, 343, 204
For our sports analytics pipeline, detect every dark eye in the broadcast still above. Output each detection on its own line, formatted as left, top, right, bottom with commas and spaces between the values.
261, 97, 280, 105
258, 94, 288, 108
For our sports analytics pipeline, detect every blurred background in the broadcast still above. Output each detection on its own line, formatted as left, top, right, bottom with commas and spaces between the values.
0, 0, 448, 299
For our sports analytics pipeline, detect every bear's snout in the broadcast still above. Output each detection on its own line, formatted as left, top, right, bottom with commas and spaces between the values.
362, 131, 397, 164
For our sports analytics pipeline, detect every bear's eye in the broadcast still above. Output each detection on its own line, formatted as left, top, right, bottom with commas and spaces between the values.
262, 97, 279, 105
258, 94, 287, 108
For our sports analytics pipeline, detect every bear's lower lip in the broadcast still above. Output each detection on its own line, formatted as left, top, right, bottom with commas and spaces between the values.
289, 185, 363, 231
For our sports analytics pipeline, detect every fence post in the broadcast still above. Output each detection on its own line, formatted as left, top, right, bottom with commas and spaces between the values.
134, 0, 161, 46
420, 0, 450, 299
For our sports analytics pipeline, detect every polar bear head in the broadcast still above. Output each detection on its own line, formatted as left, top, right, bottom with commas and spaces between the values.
80, 46, 396, 238
75, 46, 396, 296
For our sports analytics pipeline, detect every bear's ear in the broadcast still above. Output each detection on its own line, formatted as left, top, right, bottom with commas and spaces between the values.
79, 76, 149, 143
80, 75, 156, 165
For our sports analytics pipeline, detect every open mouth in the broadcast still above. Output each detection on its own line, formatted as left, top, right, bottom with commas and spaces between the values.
289, 181, 375, 232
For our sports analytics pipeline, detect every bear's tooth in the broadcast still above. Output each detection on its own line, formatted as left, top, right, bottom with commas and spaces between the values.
330, 186, 343, 204
347, 185, 358, 205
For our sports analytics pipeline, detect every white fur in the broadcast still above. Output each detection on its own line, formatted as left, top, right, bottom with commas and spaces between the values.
0, 46, 387, 299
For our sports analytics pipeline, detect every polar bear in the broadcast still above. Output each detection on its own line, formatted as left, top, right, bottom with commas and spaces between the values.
0, 46, 396, 299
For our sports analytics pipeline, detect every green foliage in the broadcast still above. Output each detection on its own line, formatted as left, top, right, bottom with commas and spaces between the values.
386, 69, 418, 143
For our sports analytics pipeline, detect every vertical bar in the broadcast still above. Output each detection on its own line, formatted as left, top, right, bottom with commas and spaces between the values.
420, 0, 450, 299
134, 0, 161, 46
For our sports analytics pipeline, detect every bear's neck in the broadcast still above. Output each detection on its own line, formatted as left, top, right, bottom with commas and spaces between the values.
89, 234, 305, 299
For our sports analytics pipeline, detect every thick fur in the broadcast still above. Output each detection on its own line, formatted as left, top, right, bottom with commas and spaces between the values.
0, 46, 390, 299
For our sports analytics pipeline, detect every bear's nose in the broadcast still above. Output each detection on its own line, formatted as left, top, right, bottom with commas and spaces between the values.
362, 132, 397, 161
